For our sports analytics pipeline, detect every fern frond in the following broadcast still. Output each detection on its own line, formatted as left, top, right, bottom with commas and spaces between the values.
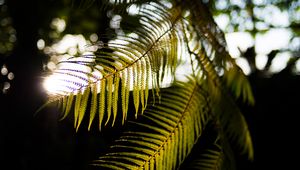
223, 66, 255, 105
92, 80, 209, 169
182, 0, 254, 105
182, 124, 236, 170
196, 50, 253, 160
45, 2, 183, 130
187, 46, 253, 159
179, 4, 254, 159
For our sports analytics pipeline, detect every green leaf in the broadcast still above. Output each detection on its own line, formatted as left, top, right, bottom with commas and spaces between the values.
88, 84, 97, 131
92, 80, 209, 169
44, 1, 182, 130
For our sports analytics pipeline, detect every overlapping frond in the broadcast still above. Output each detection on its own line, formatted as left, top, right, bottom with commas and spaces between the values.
181, 122, 236, 170
191, 44, 253, 160
92, 80, 209, 169
180, 8, 254, 159
45, 2, 183, 131
186, 140, 226, 170
182, 0, 254, 105
223, 66, 255, 104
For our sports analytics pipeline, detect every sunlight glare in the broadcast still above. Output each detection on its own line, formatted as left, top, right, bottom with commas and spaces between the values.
43, 62, 92, 95
43, 75, 67, 95
43, 34, 97, 95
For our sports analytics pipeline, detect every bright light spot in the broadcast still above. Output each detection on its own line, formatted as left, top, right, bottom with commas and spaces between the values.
236, 57, 251, 75
215, 14, 230, 30
176, 62, 193, 82
43, 72, 84, 95
3, 82, 10, 90
43, 47, 52, 54
271, 9, 289, 27
90, 33, 98, 42
37, 39, 45, 50
43, 33, 98, 95
128, 33, 139, 39
161, 0, 173, 8
85, 44, 99, 52
43, 75, 68, 95
47, 61, 56, 71
68, 47, 77, 55
2, 81, 10, 94
253, 0, 265, 5
51, 18, 66, 33
127, 4, 139, 15
115, 29, 125, 36
51, 34, 87, 54
254, 5, 290, 27
255, 21, 269, 30
108, 38, 129, 47
108, 0, 115, 4
255, 29, 292, 54
110, 15, 122, 29
7, 72, 14, 80
92, 70, 103, 79
43, 56, 95, 95
215, 0, 227, 10
1, 66, 8, 75
255, 54, 268, 70
0, 0, 5, 6
244, 18, 254, 30
226, 32, 254, 58
290, 37, 300, 50
230, 0, 246, 8
269, 52, 291, 73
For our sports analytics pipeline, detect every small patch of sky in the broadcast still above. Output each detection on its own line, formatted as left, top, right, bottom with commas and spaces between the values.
225, 32, 254, 58
255, 28, 291, 55
269, 52, 291, 73
255, 54, 268, 70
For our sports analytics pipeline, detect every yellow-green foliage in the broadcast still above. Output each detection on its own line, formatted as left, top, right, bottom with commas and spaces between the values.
93, 80, 208, 169
44, 0, 255, 169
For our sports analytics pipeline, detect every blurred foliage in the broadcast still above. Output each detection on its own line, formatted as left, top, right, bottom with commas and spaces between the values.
206, 0, 300, 76
0, 1, 16, 57
0, 0, 16, 94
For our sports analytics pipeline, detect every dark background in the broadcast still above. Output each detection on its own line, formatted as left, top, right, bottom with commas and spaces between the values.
1, 0, 299, 169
